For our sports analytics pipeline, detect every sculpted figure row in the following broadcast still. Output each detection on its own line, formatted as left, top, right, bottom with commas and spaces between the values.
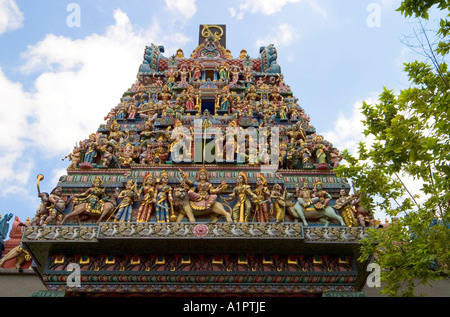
31, 170, 374, 228
64, 117, 342, 172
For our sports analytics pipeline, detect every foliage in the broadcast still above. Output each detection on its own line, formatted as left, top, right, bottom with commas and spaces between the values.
336, 0, 450, 296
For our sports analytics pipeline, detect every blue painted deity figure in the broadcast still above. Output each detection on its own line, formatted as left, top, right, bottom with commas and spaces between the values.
0, 213, 13, 257
299, 141, 312, 168
155, 171, 173, 223
115, 180, 138, 222
115, 102, 127, 120
138, 44, 163, 74
83, 133, 99, 164
261, 44, 281, 74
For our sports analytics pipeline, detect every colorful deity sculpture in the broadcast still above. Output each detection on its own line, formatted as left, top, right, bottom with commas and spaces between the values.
312, 135, 329, 165
225, 171, 257, 222
108, 121, 126, 145
165, 68, 178, 87
137, 173, 156, 222
31, 191, 50, 226
180, 166, 226, 211
330, 148, 343, 169
333, 187, 358, 227
160, 84, 173, 106
353, 192, 374, 227
0, 217, 31, 270
83, 133, 99, 164
63, 145, 82, 169
287, 124, 306, 147
252, 174, 271, 222
114, 180, 139, 223
44, 187, 70, 226
0, 213, 13, 255
100, 141, 117, 168
71, 176, 106, 217
139, 120, 154, 148
150, 136, 170, 164
191, 61, 203, 81
312, 181, 346, 226
270, 183, 288, 223
177, 167, 232, 222
219, 86, 231, 112
178, 65, 190, 87
118, 143, 136, 167
184, 85, 196, 111
155, 171, 174, 223
296, 181, 318, 209
299, 141, 312, 168
217, 61, 229, 80
229, 65, 241, 87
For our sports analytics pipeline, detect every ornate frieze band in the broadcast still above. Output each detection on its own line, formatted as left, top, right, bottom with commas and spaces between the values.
23, 223, 368, 242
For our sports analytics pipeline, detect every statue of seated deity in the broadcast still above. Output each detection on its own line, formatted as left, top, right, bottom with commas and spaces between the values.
118, 143, 136, 167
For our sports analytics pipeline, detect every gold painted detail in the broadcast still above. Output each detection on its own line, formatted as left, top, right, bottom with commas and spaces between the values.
201, 25, 224, 42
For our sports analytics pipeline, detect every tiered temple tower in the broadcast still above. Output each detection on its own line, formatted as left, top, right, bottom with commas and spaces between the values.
21, 25, 377, 297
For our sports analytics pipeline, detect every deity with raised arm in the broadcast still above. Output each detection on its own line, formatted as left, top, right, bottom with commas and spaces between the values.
180, 167, 227, 212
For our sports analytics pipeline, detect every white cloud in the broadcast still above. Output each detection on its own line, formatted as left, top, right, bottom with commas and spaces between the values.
232, 0, 301, 18
0, 67, 33, 190
305, 0, 328, 19
0, 0, 23, 34
323, 96, 380, 155
165, 0, 197, 20
254, 23, 300, 50
230, 0, 327, 20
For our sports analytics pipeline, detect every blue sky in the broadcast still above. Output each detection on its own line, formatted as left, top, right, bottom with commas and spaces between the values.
0, 0, 444, 228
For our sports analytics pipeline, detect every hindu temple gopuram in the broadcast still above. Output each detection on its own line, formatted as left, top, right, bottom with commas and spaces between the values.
10, 25, 380, 297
